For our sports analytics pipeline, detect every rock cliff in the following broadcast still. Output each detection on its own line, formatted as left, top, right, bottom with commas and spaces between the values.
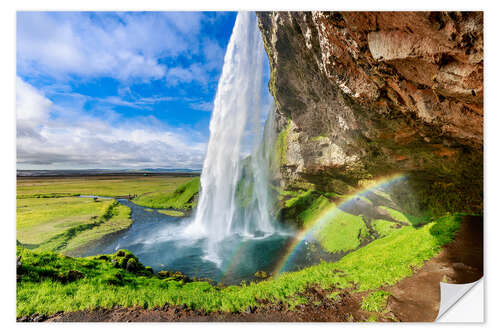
256, 11, 483, 215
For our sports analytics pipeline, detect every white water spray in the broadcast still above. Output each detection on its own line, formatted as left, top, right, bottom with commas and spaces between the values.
187, 12, 277, 265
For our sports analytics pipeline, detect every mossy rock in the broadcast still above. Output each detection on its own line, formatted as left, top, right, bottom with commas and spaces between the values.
125, 258, 138, 272
254, 270, 268, 279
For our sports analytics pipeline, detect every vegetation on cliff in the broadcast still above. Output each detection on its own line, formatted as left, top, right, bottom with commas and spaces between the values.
257, 11, 483, 217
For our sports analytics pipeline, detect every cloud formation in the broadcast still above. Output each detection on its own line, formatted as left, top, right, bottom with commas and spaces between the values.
16, 77, 207, 169
15, 12, 238, 170
17, 12, 220, 84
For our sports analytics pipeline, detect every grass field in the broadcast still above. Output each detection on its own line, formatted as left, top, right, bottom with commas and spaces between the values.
16, 175, 199, 254
17, 175, 197, 198
17, 197, 119, 245
17, 197, 132, 254
16, 214, 463, 317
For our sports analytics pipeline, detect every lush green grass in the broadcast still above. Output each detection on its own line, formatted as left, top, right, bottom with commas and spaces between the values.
287, 188, 421, 253
132, 177, 200, 210
16, 214, 463, 317
379, 206, 411, 224
314, 204, 369, 253
17, 175, 195, 198
298, 195, 330, 227
61, 203, 132, 254
17, 197, 131, 254
17, 197, 117, 245
372, 219, 401, 237
17, 193, 81, 199
282, 191, 329, 227
361, 290, 391, 312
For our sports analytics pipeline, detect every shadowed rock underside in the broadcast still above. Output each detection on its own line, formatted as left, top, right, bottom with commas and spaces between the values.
256, 11, 483, 215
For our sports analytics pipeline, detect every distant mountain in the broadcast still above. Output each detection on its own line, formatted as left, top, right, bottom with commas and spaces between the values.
17, 168, 201, 177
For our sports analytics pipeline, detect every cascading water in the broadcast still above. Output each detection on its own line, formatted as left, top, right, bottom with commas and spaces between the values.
187, 12, 278, 265
77, 12, 352, 284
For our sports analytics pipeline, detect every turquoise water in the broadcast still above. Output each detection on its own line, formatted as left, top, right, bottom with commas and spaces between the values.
79, 199, 339, 285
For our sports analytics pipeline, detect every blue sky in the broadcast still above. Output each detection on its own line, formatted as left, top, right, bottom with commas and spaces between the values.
16, 11, 264, 170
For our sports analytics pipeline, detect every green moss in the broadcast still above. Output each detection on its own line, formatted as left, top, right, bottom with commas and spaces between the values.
361, 290, 391, 312
310, 134, 328, 142
285, 190, 312, 208
133, 177, 200, 210
16, 214, 464, 317
275, 120, 291, 167
281, 191, 327, 227
298, 195, 330, 227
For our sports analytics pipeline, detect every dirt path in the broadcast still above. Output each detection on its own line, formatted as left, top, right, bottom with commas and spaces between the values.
385, 215, 483, 322
41, 215, 483, 322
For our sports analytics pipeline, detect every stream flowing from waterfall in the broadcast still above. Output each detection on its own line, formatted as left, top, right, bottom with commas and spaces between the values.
76, 12, 340, 285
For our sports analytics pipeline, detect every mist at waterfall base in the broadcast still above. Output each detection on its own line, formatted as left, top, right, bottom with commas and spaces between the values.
79, 12, 334, 285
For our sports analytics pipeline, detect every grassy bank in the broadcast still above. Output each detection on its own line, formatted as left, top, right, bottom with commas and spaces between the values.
17, 198, 132, 254
16, 214, 462, 317
132, 177, 200, 210
281, 186, 417, 254
17, 175, 200, 255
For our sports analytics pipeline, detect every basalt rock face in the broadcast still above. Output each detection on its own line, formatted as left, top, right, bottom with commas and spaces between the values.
257, 12, 483, 214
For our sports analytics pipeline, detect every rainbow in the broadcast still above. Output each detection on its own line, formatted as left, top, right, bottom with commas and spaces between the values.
270, 173, 408, 277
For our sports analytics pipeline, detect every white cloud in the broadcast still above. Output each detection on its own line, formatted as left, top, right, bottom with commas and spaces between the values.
16, 77, 52, 136
17, 12, 208, 82
166, 63, 212, 86
16, 77, 207, 169
189, 101, 213, 112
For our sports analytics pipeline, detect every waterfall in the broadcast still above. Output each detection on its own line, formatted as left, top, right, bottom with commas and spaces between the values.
186, 12, 277, 265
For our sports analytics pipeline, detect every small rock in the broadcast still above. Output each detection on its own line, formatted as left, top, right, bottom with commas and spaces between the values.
158, 270, 170, 278
254, 270, 268, 279
125, 259, 138, 272
67, 270, 84, 282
